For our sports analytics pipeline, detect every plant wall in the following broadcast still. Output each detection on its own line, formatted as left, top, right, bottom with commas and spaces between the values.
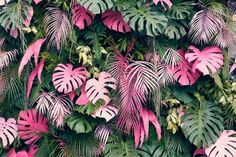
0, 0, 236, 156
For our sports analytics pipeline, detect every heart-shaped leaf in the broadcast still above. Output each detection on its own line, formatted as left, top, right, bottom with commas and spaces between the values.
72, 3, 95, 30
85, 72, 116, 105
185, 46, 223, 75
205, 130, 236, 157
52, 64, 87, 94
0, 117, 18, 147
17, 109, 48, 145
102, 10, 131, 33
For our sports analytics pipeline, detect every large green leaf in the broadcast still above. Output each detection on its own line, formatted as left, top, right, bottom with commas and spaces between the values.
77, 0, 113, 14
104, 136, 139, 157
66, 114, 96, 133
167, 0, 194, 20
164, 20, 186, 39
0, 1, 31, 30
122, 7, 168, 36
181, 101, 224, 147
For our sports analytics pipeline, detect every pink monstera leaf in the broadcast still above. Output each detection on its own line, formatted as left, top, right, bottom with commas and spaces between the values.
18, 38, 46, 78
52, 64, 87, 94
7, 145, 38, 157
170, 49, 200, 86
85, 72, 116, 105
23, 6, 34, 28
134, 107, 161, 148
0, 117, 18, 147
205, 130, 236, 157
153, 0, 172, 9
193, 148, 207, 157
72, 4, 95, 30
92, 105, 118, 122
17, 109, 48, 145
68, 85, 89, 105
185, 45, 223, 75
102, 10, 131, 33
27, 59, 44, 98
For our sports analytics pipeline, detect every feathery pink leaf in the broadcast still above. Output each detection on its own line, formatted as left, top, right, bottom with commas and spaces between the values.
72, 4, 95, 30
17, 109, 48, 145
85, 72, 116, 105
102, 10, 131, 33
185, 45, 223, 75
52, 64, 87, 94
18, 38, 45, 78
0, 117, 18, 147
27, 60, 44, 98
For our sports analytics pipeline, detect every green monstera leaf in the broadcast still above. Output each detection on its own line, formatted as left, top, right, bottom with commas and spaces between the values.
181, 101, 224, 147
76, 0, 113, 14
122, 7, 168, 36
66, 114, 96, 134
164, 20, 186, 39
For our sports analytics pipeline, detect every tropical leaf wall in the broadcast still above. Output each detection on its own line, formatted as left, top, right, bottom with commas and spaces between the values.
0, 0, 236, 156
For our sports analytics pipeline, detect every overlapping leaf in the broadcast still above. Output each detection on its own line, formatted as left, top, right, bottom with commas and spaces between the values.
77, 0, 113, 14
72, 4, 95, 30
17, 109, 48, 145
102, 10, 131, 33
185, 46, 223, 75
0, 49, 18, 69
52, 64, 87, 94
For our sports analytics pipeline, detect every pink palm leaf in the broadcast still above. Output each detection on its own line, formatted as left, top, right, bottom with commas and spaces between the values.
185, 45, 223, 75
18, 38, 45, 78
0, 49, 18, 69
94, 124, 111, 151
85, 72, 116, 105
72, 4, 95, 30
102, 10, 131, 33
189, 9, 224, 44
0, 117, 18, 147
52, 64, 87, 94
48, 95, 73, 127
17, 109, 48, 145
170, 49, 200, 86
205, 130, 236, 157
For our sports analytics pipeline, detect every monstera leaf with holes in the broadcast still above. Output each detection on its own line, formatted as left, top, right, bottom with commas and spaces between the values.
167, 0, 193, 19
170, 49, 200, 86
205, 130, 236, 157
164, 20, 186, 39
85, 72, 116, 105
122, 7, 168, 36
72, 3, 95, 30
185, 46, 223, 75
76, 0, 113, 14
181, 101, 224, 147
92, 105, 118, 122
102, 10, 131, 33
0, 117, 18, 147
17, 109, 48, 145
66, 114, 95, 134
52, 64, 87, 94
